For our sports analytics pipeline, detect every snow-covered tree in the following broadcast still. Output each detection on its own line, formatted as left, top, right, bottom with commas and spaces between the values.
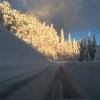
59, 28, 64, 43
79, 38, 84, 61
79, 32, 97, 61
87, 32, 92, 61
0, 1, 81, 61
67, 33, 73, 58
68, 33, 71, 43
1, 1, 99, 62
95, 45, 100, 60
91, 34, 96, 60
83, 38, 88, 61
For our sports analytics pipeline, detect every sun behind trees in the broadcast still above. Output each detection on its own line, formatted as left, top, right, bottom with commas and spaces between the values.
0, 1, 98, 61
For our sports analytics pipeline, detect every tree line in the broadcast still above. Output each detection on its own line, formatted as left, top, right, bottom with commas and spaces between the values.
79, 33, 96, 61
0, 1, 98, 61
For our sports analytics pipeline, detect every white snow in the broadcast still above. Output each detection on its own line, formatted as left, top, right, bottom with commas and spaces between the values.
0, 24, 100, 100
0, 24, 55, 93
0, 24, 49, 65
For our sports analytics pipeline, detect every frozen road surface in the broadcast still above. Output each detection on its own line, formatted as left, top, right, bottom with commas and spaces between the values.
0, 61, 100, 100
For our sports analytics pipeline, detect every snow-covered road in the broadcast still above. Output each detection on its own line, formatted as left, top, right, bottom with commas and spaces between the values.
0, 61, 100, 100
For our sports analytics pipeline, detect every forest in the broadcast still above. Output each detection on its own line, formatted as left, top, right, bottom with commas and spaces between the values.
0, 1, 99, 61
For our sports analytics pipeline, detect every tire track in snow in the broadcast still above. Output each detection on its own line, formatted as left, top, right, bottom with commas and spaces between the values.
0, 66, 53, 100
42, 66, 80, 100
60, 66, 80, 99
42, 66, 60, 100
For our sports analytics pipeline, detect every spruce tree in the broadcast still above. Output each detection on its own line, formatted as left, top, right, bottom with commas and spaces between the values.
67, 33, 73, 59
87, 32, 92, 61
59, 28, 64, 43
91, 34, 96, 60
79, 38, 84, 61
68, 33, 71, 43
83, 38, 88, 61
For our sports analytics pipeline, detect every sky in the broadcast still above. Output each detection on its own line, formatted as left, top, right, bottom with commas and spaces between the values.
7, 0, 100, 44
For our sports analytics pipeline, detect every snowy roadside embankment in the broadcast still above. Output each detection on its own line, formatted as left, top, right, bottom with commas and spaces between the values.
0, 24, 49, 65
0, 24, 56, 94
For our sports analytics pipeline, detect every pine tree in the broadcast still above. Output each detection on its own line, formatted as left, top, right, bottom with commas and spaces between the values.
79, 38, 84, 61
68, 33, 73, 58
68, 33, 71, 43
50, 23, 53, 29
91, 34, 96, 60
87, 32, 92, 61
83, 38, 88, 61
73, 39, 76, 53
59, 28, 64, 43
43, 21, 46, 26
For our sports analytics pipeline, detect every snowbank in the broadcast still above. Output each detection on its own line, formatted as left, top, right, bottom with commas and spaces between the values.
0, 24, 49, 65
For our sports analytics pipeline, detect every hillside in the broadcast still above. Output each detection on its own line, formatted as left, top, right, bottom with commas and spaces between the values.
0, 23, 55, 100
0, 24, 49, 64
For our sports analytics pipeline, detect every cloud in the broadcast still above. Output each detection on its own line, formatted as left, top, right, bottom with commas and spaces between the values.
8, 0, 100, 34
21, 0, 27, 8
8, 0, 27, 12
